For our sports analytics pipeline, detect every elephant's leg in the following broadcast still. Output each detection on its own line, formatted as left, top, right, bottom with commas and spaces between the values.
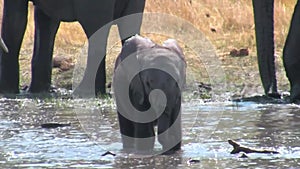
75, 21, 111, 97
94, 58, 106, 96
158, 103, 182, 155
116, 0, 145, 45
117, 112, 135, 151
283, 1, 300, 102
29, 7, 60, 93
169, 102, 182, 152
252, 0, 279, 97
133, 122, 155, 153
157, 111, 173, 154
0, 0, 28, 93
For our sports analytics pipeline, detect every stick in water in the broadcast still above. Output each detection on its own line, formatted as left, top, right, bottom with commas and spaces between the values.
228, 140, 279, 154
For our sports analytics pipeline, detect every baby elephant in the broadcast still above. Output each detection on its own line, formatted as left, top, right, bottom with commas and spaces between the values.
113, 35, 186, 155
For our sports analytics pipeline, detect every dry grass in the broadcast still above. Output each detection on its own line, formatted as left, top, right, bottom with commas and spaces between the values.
0, 0, 296, 95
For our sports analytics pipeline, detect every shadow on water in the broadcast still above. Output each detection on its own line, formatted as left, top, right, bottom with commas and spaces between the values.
0, 92, 300, 168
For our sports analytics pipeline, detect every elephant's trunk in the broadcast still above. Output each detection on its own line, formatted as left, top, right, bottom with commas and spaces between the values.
252, 0, 279, 97
0, 37, 9, 53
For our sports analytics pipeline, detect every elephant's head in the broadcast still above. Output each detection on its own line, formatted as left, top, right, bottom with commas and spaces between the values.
0, 37, 8, 53
130, 37, 186, 112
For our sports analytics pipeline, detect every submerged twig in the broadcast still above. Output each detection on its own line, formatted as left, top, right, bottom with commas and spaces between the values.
240, 153, 248, 158
228, 140, 279, 154
101, 151, 116, 156
187, 158, 200, 165
41, 123, 71, 128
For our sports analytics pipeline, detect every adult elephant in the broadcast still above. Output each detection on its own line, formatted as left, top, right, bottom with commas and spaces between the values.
0, 0, 145, 96
252, 0, 300, 102
113, 35, 186, 154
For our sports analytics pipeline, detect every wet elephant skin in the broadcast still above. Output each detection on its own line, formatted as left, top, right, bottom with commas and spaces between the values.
113, 35, 186, 154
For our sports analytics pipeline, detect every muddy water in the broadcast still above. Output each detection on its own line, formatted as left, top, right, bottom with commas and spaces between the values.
0, 96, 299, 168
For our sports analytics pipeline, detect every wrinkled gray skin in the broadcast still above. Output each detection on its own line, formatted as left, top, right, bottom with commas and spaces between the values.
253, 0, 300, 102
0, 0, 145, 96
113, 35, 186, 154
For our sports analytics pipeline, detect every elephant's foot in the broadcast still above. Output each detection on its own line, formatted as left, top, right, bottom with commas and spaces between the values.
28, 85, 51, 93
0, 82, 19, 94
95, 86, 106, 97
266, 92, 281, 99
122, 140, 153, 154
161, 142, 181, 155
73, 81, 108, 98
290, 84, 300, 103
133, 146, 154, 155
121, 136, 135, 153
122, 147, 135, 154
161, 149, 178, 155
0, 87, 19, 94
73, 85, 96, 98
134, 137, 155, 154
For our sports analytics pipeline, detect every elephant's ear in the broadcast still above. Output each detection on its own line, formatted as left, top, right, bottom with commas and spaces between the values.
163, 39, 186, 88
124, 35, 155, 54
162, 39, 184, 59
114, 35, 156, 73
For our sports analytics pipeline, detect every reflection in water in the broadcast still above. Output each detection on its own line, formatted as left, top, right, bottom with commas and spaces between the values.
256, 105, 300, 148
0, 98, 300, 168
114, 154, 183, 168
